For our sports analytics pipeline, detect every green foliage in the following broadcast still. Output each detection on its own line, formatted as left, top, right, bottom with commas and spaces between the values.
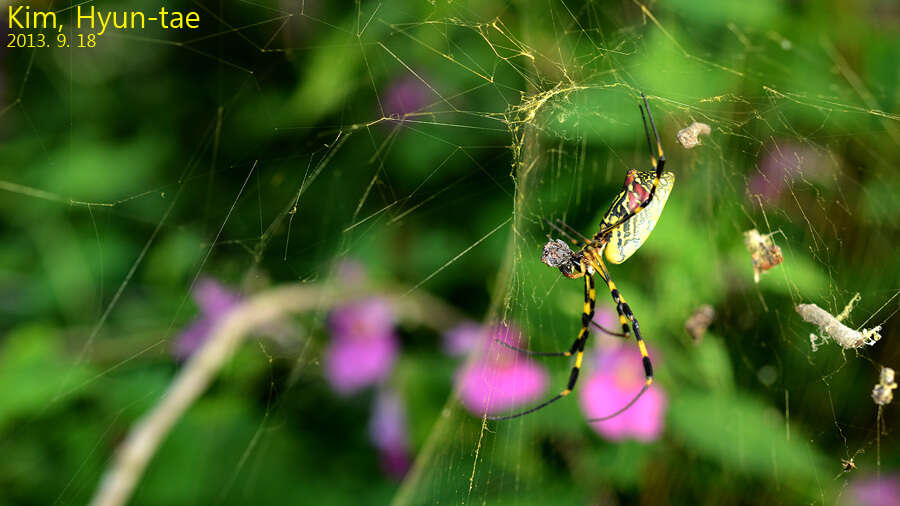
681, 334, 735, 392
0, 325, 91, 431
668, 392, 832, 499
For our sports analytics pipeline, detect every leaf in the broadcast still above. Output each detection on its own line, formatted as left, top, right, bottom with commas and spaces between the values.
693, 334, 735, 392
668, 392, 833, 499
0, 325, 92, 431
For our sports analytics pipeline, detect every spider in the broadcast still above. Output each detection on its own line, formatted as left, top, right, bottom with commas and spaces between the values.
490, 92, 674, 422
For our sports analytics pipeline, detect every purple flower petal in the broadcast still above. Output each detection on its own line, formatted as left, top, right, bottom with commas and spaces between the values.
443, 322, 486, 356
172, 278, 241, 359
172, 318, 214, 360
748, 141, 828, 203
379, 446, 411, 481
849, 475, 900, 506
369, 389, 411, 480
578, 346, 667, 442
490, 324, 523, 350
592, 308, 619, 333
324, 333, 398, 395
194, 277, 241, 316
448, 322, 547, 415
747, 172, 783, 203
370, 390, 407, 451
456, 357, 547, 415
383, 74, 431, 120
324, 297, 399, 395
328, 298, 394, 343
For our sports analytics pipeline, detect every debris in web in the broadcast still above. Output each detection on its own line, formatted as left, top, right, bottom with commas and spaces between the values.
676, 122, 711, 149
684, 304, 715, 344
833, 449, 866, 480
796, 293, 882, 351
743, 229, 783, 283
871, 367, 897, 406
840, 457, 857, 473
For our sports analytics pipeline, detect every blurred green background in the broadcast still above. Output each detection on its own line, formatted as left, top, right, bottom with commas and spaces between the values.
1, 0, 898, 504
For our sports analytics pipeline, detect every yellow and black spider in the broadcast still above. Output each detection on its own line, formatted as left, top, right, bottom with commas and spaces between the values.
491, 93, 674, 421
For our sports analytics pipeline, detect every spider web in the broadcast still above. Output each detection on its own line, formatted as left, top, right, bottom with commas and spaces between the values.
0, 0, 898, 504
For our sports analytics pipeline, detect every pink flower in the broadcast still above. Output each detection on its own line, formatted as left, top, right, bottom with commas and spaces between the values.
578, 345, 667, 442
324, 298, 398, 395
442, 321, 485, 356
748, 141, 828, 203
172, 278, 242, 360
369, 388, 411, 480
455, 324, 548, 416
592, 307, 619, 334
383, 74, 431, 121
847, 475, 900, 506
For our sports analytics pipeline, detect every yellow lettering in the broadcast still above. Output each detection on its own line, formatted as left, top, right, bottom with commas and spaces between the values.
96, 11, 110, 35
8, 6, 24, 29
158, 7, 169, 28
32, 11, 56, 29
113, 12, 130, 29
130, 11, 145, 29
76, 6, 95, 29
169, 11, 183, 29
185, 12, 199, 28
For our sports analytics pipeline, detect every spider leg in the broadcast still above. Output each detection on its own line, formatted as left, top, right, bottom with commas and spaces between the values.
494, 339, 571, 357
640, 102, 656, 165
643, 92, 665, 160
542, 219, 622, 339
592, 320, 627, 338
488, 266, 595, 420
591, 261, 632, 340
496, 250, 623, 358
555, 219, 591, 244
542, 217, 580, 246
595, 93, 666, 239
495, 316, 623, 357
584, 252, 653, 422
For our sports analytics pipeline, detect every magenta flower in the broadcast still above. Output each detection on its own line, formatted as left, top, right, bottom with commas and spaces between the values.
748, 141, 828, 203
592, 307, 619, 334
442, 321, 485, 356
455, 324, 548, 416
847, 475, 900, 506
324, 298, 399, 395
383, 74, 431, 121
578, 345, 667, 442
173, 278, 242, 360
369, 388, 412, 480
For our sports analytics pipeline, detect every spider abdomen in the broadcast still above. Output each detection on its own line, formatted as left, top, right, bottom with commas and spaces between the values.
603, 170, 675, 264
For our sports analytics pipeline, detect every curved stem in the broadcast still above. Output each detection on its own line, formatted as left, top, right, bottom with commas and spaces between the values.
90, 283, 462, 506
